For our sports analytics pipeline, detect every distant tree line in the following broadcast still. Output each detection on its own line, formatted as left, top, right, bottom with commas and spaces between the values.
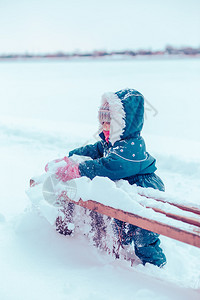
0, 46, 200, 60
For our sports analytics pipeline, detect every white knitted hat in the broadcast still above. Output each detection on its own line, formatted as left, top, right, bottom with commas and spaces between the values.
98, 101, 111, 124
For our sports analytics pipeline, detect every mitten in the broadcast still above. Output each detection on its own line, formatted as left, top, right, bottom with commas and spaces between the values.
45, 156, 68, 172
55, 159, 80, 182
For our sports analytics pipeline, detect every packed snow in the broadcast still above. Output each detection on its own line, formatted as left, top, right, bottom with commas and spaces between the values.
0, 58, 200, 299
27, 169, 199, 234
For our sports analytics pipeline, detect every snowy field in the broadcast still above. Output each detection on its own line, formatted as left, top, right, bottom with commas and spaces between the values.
0, 58, 200, 299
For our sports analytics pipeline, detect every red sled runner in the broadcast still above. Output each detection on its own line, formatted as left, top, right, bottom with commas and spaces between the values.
29, 177, 200, 253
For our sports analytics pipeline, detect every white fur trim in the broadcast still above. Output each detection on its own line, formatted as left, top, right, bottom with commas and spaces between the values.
100, 92, 126, 145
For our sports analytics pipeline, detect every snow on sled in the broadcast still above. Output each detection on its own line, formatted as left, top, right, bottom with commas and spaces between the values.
28, 169, 200, 257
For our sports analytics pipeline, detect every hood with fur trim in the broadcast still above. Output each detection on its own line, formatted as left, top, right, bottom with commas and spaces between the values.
99, 88, 144, 145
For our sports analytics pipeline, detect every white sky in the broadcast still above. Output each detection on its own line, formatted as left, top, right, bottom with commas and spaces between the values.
0, 0, 199, 53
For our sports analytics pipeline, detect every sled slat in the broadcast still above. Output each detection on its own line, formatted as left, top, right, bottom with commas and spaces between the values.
139, 205, 200, 227
68, 198, 200, 248
139, 194, 200, 216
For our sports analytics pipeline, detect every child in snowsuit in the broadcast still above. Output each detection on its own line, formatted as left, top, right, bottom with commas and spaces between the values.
55, 88, 167, 267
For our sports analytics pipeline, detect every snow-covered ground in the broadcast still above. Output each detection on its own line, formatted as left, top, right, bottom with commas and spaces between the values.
0, 58, 200, 299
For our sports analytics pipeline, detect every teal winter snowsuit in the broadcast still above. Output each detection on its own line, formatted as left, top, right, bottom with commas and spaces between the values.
69, 88, 166, 267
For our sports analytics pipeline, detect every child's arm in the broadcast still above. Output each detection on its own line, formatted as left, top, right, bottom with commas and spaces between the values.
68, 141, 104, 160
45, 142, 103, 174
78, 151, 156, 181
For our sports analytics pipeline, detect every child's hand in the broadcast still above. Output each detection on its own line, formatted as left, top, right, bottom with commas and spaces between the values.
45, 156, 68, 172
55, 159, 80, 182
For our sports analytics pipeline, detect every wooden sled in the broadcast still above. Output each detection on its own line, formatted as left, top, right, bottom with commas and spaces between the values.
30, 179, 200, 248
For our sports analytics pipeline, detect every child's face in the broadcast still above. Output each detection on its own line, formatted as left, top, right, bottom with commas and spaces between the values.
102, 122, 110, 131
